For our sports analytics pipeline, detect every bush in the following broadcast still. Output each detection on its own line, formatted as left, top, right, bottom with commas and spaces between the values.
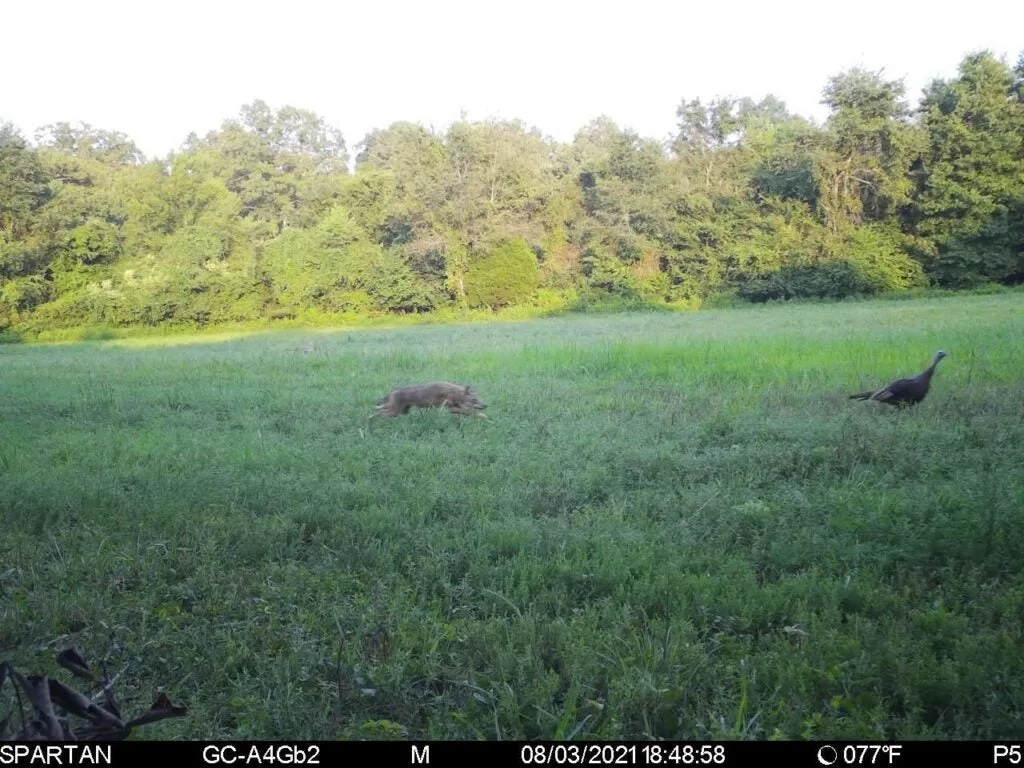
1, 275, 51, 315
65, 219, 123, 266
738, 261, 878, 302
464, 237, 540, 309
17, 292, 109, 330
261, 218, 438, 315
339, 242, 439, 313
841, 226, 929, 293
738, 227, 928, 302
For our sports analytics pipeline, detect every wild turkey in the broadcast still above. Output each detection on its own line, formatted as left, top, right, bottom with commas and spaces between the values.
849, 350, 948, 407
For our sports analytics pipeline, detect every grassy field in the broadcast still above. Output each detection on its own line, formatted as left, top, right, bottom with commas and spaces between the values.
2, 292, 1024, 741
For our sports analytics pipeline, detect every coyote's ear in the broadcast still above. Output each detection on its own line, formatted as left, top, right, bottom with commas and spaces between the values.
465, 385, 472, 394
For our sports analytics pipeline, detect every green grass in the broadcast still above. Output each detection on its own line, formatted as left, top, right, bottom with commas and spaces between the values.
2, 292, 1024, 741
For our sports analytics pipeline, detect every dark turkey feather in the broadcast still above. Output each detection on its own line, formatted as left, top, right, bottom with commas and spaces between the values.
849, 351, 948, 407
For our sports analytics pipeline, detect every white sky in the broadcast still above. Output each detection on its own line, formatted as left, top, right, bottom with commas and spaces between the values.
3, 0, 1022, 162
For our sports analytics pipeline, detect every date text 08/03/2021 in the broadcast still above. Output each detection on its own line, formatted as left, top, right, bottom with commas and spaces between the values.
519, 744, 727, 765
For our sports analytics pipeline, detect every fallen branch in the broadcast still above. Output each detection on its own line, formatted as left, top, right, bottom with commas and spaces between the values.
0, 647, 187, 741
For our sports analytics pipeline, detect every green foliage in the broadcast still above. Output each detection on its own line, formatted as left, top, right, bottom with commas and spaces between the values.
337, 241, 439, 313
48, 217, 124, 297
0, 275, 51, 327
840, 226, 930, 292
739, 262, 872, 302
66, 218, 122, 265
15, 291, 109, 330
34, 121, 145, 165
261, 208, 438, 315
739, 227, 928, 302
0, 121, 51, 239
815, 69, 923, 231
0, 231, 35, 280
261, 228, 335, 312
909, 51, 1024, 285
163, 225, 231, 270
336, 170, 401, 244
2, 45, 1024, 335
464, 237, 540, 309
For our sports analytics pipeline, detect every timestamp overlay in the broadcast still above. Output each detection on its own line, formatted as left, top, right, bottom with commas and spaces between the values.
509, 740, 1015, 766
518, 743, 727, 766
0, 739, 1018, 766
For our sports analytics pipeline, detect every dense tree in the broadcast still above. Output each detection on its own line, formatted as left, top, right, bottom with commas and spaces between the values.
815, 69, 923, 231
2, 45, 1023, 335
908, 52, 1024, 285
35, 122, 146, 166
182, 100, 349, 236
1, 121, 51, 248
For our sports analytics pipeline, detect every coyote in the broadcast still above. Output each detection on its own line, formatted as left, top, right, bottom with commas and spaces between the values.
372, 382, 487, 418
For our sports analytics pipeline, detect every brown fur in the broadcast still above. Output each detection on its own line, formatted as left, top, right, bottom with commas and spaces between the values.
372, 382, 487, 418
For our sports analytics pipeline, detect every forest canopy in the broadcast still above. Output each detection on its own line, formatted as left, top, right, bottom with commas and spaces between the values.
1, 48, 1023, 334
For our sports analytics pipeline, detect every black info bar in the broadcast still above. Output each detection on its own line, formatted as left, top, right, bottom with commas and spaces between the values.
0, 740, 1020, 766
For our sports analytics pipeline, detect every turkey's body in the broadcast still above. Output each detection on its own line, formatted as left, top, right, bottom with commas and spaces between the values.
849, 351, 948, 407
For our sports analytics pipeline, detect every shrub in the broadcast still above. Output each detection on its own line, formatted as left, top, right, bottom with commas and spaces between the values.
738, 261, 879, 302
464, 237, 540, 309
261, 216, 438, 315
738, 227, 928, 302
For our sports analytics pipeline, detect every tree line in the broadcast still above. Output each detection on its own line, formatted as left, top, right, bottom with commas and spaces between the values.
1, 48, 1022, 335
